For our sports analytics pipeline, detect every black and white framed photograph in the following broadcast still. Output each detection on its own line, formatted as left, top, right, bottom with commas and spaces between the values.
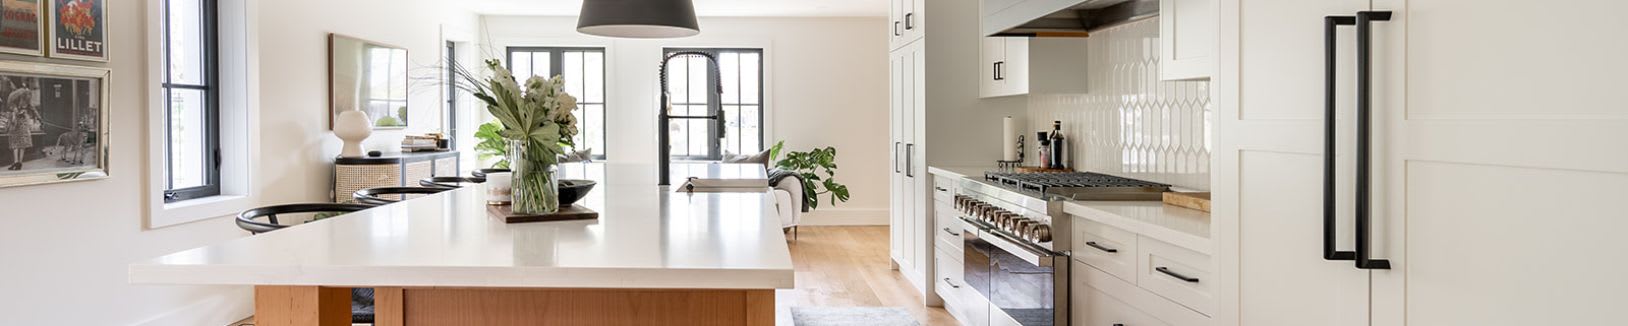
0, 0, 44, 57
46, 0, 102, 62
0, 61, 108, 188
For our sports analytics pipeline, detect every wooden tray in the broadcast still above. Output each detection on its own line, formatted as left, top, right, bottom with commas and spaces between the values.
488, 204, 599, 224
1162, 192, 1211, 212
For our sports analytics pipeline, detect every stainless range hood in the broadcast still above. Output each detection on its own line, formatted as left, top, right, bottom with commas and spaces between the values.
984, 0, 1158, 37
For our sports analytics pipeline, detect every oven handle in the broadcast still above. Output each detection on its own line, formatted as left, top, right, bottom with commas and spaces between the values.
978, 228, 1054, 267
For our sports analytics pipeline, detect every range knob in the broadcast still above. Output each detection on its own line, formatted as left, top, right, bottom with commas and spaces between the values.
1012, 219, 1035, 235
1030, 225, 1053, 242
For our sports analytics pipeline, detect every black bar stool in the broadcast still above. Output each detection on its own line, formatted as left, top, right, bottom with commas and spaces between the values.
234, 203, 378, 323
235, 203, 374, 234
420, 176, 484, 189
471, 168, 510, 178
352, 186, 450, 206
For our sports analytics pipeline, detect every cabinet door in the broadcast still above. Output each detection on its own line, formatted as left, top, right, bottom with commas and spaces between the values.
889, 50, 906, 266
1001, 37, 1030, 96
889, 0, 904, 49
909, 0, 925, 41
909, 42, 930, 281
979, 38, 1005, 98
1368, 0, 1628, 325
1218, 0, 1372, 326
1160, 0, 1215, 80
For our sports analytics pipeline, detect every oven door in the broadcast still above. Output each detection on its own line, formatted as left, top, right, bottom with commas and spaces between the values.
981, 228, 1069, 326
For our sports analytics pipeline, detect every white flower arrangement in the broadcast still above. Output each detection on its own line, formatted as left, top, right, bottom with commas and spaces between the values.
458, 59, 580, 165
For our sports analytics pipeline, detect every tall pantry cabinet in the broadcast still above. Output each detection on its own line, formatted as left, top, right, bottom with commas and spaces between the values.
1217, 0, 1628, 325
888, 0, 1007, 303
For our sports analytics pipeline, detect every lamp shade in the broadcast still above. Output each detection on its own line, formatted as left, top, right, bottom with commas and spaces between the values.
577, 0, 701, 39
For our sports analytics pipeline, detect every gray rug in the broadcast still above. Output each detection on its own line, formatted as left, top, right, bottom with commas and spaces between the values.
790, 307, 921, 326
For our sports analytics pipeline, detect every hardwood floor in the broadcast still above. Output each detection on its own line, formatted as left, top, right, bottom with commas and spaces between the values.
777, 226, 958, 326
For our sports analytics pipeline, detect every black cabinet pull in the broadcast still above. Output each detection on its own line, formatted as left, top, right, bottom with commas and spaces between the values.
943, 227, 961, 236
935, 187, 948, 192
1353, 10, 1392, 270
894, 21, 901, 36
905, 13, 915, 30
1085, 241, 1119, 253
1155, 267, 1200, 283
943, 277, 960, 288
1322, 15, 1356, 263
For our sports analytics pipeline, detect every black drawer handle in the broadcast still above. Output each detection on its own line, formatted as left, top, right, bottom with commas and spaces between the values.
943, 227, 961, 236
936, 187, 949, 192
1155, 267, 1200, 283
1085, 241, 1119, 253
943, 277, 960, 288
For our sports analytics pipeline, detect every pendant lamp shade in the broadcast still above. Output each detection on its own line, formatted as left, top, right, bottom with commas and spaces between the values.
577, 0, 701, 39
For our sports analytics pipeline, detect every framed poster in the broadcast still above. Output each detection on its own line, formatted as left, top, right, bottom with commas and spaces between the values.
0, 61, 109, 188
46, 0, 101, 62
0, 0, 43, 56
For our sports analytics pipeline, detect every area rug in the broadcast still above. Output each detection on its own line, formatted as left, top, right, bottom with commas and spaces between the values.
790, 306, 921, 326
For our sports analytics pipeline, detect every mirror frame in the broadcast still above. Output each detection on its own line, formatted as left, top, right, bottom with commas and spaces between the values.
327, 33, 410, 130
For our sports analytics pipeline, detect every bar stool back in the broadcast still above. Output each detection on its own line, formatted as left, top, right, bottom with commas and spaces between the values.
352, 186, 450, 206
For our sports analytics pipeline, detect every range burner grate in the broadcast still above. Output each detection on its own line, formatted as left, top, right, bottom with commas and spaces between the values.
984, 172, 1172, 194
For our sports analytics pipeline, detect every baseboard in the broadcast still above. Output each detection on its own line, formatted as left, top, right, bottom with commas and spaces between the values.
801, 208, 888, 226
132, 286, 253, 326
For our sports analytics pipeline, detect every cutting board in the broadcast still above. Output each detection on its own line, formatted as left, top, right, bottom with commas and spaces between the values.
1162, 192, 1211, 212
488, 204, 599, 224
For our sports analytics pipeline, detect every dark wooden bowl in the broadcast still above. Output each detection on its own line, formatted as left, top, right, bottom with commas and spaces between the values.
558, 179, 597, 206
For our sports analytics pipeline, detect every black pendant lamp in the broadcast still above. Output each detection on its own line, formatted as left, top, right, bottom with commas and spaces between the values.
577, 0, 701, 38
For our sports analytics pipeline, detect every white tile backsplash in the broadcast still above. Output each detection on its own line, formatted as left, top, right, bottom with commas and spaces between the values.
1027, 18, 1213, 190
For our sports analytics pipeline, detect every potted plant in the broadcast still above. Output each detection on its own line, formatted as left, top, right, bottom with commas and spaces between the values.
768, 141, 851, 210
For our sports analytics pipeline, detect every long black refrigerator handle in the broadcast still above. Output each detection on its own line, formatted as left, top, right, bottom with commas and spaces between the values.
1323, 15, 1356, 262
1354, 10, 1392, 270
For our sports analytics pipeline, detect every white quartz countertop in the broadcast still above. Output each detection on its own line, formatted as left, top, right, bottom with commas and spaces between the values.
1064, 201, 1212, 254
927, 166, 999, 179
129, 164, 794, 290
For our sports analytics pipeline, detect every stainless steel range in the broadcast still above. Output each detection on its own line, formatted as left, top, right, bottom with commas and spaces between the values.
954, 172, 1170, 326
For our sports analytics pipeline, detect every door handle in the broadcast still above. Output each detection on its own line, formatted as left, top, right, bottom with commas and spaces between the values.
1155, 266, 1200, 283
894, 21, 901, 36
1085, 241, 1119, 253
943, 227, 961, 236
935, 186, 948, 192
1322, 15, 1356, 262
894, 142, 902, 173
905, 13, 915, 30
943, 277, 960, 288
905, 143, 915, 178
1353, 10, 1392, 270
994, 62, 1005, 80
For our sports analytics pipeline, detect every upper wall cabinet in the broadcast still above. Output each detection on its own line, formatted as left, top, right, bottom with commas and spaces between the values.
889, 0, 925, 50
1158, 0, 1214, 80
980, 37, 1089, 98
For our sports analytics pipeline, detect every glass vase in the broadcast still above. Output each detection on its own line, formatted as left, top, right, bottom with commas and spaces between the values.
508, 139, 559, 214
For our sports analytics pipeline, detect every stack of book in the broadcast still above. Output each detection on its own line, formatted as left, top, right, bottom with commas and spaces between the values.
401, 133, 448, 152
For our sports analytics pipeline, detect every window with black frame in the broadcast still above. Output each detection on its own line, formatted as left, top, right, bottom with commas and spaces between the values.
663, 48, 763, 161
160, 0, 220, 202
506, 47, 606, 159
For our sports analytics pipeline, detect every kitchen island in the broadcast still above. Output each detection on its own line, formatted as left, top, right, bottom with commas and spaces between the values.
129, 163, 792, 326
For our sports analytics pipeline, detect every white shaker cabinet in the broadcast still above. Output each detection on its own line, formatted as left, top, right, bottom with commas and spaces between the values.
979, 37, 1088, 98
889, 0, 924, 51
1218, 0, 1628, 325
889, 41, 928, 293
1159, 0, 1215, 80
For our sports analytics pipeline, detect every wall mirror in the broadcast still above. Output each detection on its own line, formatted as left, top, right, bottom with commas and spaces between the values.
329, 34, 408, 130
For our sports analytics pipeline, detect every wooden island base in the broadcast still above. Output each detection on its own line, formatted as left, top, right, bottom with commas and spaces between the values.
254, 286, 776, 326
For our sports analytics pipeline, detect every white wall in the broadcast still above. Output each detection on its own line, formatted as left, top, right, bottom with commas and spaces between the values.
482, 16, 891, 225
0, 0, 477, 325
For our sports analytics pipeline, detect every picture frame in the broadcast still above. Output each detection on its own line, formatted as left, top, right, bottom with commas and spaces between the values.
46, 0, 103, 62
0, 61, 110, 188
0, 0, 45, 57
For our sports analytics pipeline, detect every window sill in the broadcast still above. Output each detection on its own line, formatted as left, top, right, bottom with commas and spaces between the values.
148, 195, 254, 229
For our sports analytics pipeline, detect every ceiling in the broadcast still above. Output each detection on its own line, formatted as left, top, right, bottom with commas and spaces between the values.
457, 0, 888, 17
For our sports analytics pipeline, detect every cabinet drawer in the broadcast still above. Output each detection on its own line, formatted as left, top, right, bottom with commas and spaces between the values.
935, 202, 964, 254
1074, 279, 1172, 326
932, 175, 956, 203
1072, 217, 1139, 283
936, 250, 966, 297
1137, 237, 1215, 315
1075, 261, 1210, 326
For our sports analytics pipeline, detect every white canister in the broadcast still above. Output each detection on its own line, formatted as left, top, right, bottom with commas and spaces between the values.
485, 172, 513, 205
